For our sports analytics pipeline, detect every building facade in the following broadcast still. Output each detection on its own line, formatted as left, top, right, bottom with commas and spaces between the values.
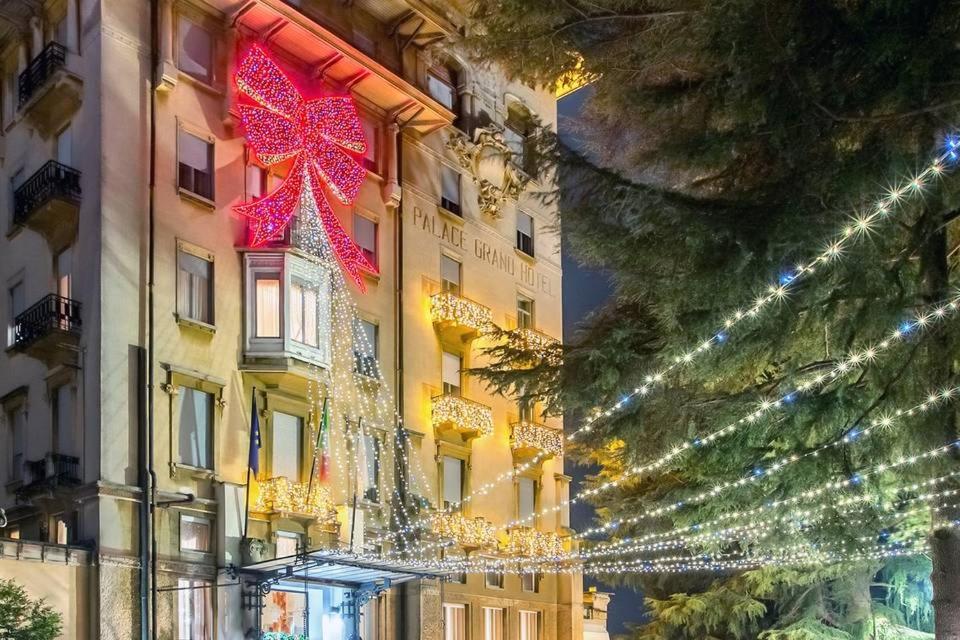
0, 0, 587, 638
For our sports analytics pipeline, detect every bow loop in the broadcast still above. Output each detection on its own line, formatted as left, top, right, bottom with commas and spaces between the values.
238, 105, 302, 166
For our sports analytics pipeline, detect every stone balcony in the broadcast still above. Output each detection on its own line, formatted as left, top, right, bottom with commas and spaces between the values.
18, 42, 82, 136
254, 476, 338, 525
11, 294, 81, 366
15, 453, 82, 500
14, 160, 81, 251
431, 394, 494, 440
504, 526, 565, 559
510, 421, 564, 461
430, 291, 492, 341
430, 512, 497, 550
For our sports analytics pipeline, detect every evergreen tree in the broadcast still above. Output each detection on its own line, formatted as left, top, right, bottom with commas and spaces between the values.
467, 1, 960, 637
0, 579, 62, 640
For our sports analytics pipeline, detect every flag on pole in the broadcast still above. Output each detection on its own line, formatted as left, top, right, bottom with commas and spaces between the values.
248, 388, 261, 475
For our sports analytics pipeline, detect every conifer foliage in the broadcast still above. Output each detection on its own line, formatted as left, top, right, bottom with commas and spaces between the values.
468, 1, 960, 637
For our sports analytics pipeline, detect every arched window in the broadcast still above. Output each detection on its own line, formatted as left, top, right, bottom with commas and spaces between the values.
427, 60, 467, 131
504, 101, 536, 175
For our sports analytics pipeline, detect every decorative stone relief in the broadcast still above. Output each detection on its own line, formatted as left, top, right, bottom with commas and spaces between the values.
446, 125, 530, 219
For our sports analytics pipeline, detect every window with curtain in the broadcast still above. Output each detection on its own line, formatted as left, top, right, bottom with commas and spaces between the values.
53, 384, 76, 457
271, 412, 303, 482
442, 351, 461, 395
178, 128, 214, 200
275, 530, 301, 557
518, 477, 537, 521
177, 249, 213, 324
521, 572, 541, 593
427, 66, 458, 112
255, 275, 281, 338
483, 607, 504, 640
7, 281, 24, 347
441, 255, 461, 295
442, 455, 463, 508
178, 387, 213, 469
485, 569, 504, 590
6, 406, 24, 481
362, 120, 377, 172
519, 400, 535, 423
440, 165, 461, 216
55, 511, 78, 545
355, 319, 378, 377
517, 296, 534, 330
177, 16, 213, 84
247, 164, 267, 199
177, 578, 212, 639
180, 515, 212, 553
516, 211, 534, 257
519, 610, 540, 640
443, 603, 466, 640
56, 125, 72, 165
354, 214, 378, 268
290, 278, 319, 347
506, 103, 536, 175
362, 433, 381, 503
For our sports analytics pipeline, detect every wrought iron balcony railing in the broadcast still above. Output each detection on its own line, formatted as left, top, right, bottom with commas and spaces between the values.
14, 161, 82, 227
13, 294, 82, 350
432, 394, 494, 439
430, 291, 492, 335
505, 526, 564, 559
16, 453, 81, 498
19, 42, 67, 108
510, 421, 563, 459
254, 476, 338, 524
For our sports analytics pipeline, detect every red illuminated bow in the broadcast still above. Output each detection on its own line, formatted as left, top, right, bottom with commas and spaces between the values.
234, 46, 376, 290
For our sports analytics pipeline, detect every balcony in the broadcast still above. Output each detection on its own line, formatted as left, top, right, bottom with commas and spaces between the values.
18, 43, 82, 135
430, 292, 492, 341
11, 294, 81, 365
430, 512, 497, 550
504, 526, 564, 559
431, 394, 494, 440
16, 453, 81, 499
510, 421, 564, 461
14, 161, 81, 250
254, 476, 338, 526
507, 327, 561, 367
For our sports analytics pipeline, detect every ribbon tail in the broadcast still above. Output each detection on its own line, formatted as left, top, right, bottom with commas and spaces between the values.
234, 155, 307, 246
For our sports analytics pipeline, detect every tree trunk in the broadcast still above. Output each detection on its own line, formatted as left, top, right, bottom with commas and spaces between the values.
931, 522, 960, 640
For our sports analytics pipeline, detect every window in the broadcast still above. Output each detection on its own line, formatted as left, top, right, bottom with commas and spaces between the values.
271, 412, 303, 481
442, 351, 462, 396
56, 247, 73, 300
517, 296, 534, 330
255, 274, 282, 338
246, 164, 267, 199
518, 477, 537, 521
290, 277, 320, 347
5, 405, 25, 482
484, 568, 504, 589
361, 120, 378, 172
483, 607, 504, 640
53, 384, 77, 457
7, 281, 24, 347
443, 603, 466, 640
519, 610, 540, 640
354, 214, 378, 268
517, 212, 534, 257
440, 166, 461, 216
178, 387, 213, 469
442, 455, 464, 509
505, 103, 536, 175
276, 530, 301, 557
56, 125, 72, 165
521, 572, 541, 593
177, 16, 214, 84
427, 67, 458, 112
8, 169, 24, 230
441, 255, 461, 295
54, 512, 78, 545
53, 14, 69, 47
5, 527, 19, 540
3, 64, 16, 126
355, 319, 378, 377
180, 515, 212, 553
361, 432, 381, 502
178, 128, 214, 200
177, 578, 212, 639
177, 246, 213, 325
519, 400, 535, 423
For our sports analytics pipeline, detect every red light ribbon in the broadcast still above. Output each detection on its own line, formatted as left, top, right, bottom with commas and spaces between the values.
234, 46, 376, 290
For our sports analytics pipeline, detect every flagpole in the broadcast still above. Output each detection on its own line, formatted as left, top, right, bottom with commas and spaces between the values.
242, 387, 257, 543
306, 396, 328, 503
349, 417, 362, 554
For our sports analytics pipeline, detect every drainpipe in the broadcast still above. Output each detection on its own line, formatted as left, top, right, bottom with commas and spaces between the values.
393, 119, 408, 638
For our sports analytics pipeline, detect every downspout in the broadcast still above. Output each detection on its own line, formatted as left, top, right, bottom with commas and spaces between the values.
394, 120, 407, 638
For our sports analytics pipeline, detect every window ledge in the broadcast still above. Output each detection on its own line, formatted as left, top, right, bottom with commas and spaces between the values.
177, 70, 226, 97
178, 187, 216, 210
362, 270, 381, 286
175, 314, 216, 335
437, 205, 465, 225
169, 462, 217, 480
514, 247, 536, 263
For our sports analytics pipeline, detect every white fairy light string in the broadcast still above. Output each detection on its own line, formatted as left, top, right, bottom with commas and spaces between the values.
568, 146, 956, 444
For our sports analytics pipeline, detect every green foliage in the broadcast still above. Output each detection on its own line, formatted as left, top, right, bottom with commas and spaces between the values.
0, 579, 63, 640
468, 0, 960, 637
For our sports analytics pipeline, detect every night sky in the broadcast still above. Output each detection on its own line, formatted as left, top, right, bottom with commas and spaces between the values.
558, 87, 645, 636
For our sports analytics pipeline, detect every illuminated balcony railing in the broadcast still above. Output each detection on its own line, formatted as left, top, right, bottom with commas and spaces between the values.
510, 421, 563, 460
431, 512, 497, 549
432, 394, 494, 439
430, 291, 492, 338
517, 327, 559, 356
505, 527, 564, 559
254, 477, 337, 524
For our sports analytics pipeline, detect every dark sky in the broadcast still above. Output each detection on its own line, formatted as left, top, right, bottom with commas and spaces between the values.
558, 87, 645, 636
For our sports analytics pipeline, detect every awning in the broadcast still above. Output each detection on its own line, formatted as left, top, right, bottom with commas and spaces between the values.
240, 550, 447, 589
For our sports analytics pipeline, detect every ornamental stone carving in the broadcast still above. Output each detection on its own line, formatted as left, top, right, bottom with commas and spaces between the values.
446, 125, 530, 219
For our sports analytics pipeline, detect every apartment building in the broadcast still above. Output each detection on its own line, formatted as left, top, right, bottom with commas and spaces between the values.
0, 0, 588, 638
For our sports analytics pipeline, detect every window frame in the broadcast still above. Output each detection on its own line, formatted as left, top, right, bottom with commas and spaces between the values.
175, 13, 216, 86
519, 609, 541, 640
269, 410, 305, 483
520, 571, 541, 593
441, 350, 463, 396
4, 396, 26, 483
442, 603, 467, 640
7, 278, 24, 348
176, 577, 213, 640
163, 366, 224, 478
516, 211, 535, 258
179, 514, 213, 554
517, 295, 534, 330
355, 317, 379, 378
353, 212, 379, 269
176, 122, 216, 204
440, 164, 462, 216
517, 475, 539, 523
441, 253, 462, 295
175, 239, 215, 329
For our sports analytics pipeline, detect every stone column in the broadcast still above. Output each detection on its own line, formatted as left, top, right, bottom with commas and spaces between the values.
156, 0, 178, 91
381, 121, 401, 208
